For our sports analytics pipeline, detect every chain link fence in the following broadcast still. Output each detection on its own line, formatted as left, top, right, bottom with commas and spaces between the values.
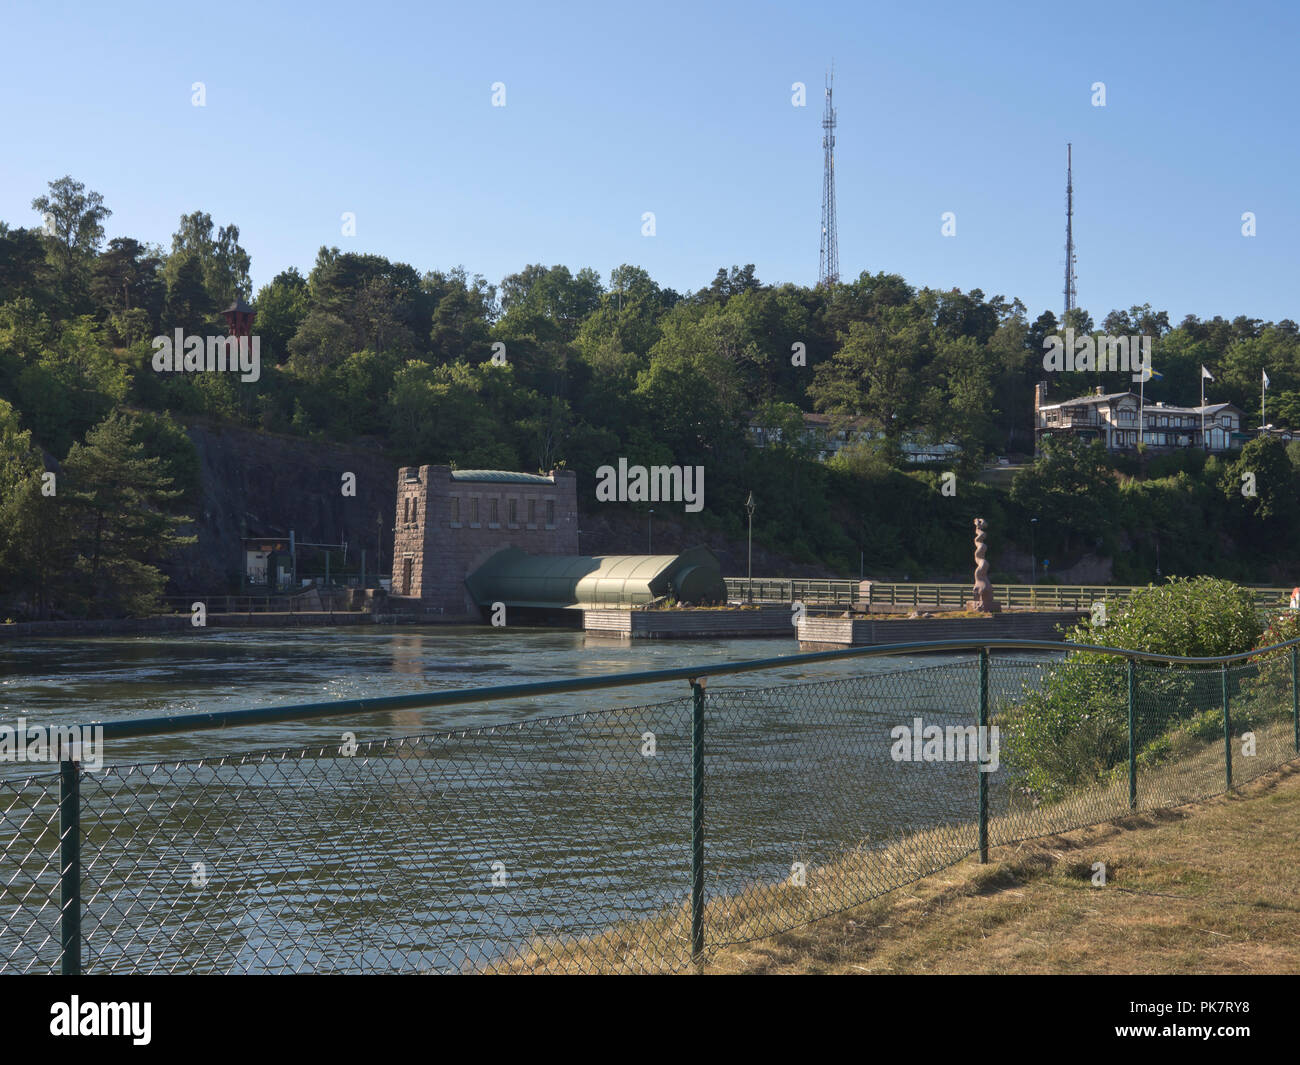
3, 643, 1298, 974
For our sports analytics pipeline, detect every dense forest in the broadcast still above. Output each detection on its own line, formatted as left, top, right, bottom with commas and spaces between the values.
2, 176, 1299, 618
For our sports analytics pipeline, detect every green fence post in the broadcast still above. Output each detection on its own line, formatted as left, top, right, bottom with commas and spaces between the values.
689, 679, 706, 965
1127, 658, 1137, 810
978, 648, 989, 863
1292, 647, 1299, 754
58, 758, 81, 975
1222, 664, 1232, 792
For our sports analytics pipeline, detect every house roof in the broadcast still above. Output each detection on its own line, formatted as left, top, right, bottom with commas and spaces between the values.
1047, 391, 1134, 408
1041, 390, 1244, 417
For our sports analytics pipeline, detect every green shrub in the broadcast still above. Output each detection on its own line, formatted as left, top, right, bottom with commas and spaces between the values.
999, 576, 1263, 800
1237, 611, 1300, 717
1066, 576, 1260, 661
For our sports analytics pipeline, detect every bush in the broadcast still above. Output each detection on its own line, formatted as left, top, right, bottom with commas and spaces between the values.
998, 576, 1263, 801
1239, 611, 1300, 716
1065, 576, 1260, 661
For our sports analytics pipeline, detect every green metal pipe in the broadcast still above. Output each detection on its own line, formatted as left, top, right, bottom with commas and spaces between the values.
690, 681, 706, 964
1293, 647, 1299, 754
1128, 658, 1137, 810
59, 759, 81, 976
978, 648, 989, 863
1222, 665, 1233, 792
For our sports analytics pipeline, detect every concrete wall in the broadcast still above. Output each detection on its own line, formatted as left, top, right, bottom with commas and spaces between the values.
583, 607, 794, 639
394, 465, 578, 616
798, 611, 1087, 648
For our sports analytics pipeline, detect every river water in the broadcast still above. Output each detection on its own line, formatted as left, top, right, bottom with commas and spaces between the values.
0, 627, 1054, 973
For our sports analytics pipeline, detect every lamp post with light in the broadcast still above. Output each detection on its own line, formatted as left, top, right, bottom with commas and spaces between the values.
1030, 518, 1038, 588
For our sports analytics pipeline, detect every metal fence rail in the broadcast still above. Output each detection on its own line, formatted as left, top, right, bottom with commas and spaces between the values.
157, 594, 342, 615
2, 637, 1298, 974
723, 578, 1296, 613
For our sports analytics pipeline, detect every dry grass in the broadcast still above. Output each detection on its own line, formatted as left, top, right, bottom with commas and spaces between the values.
486, 729, 1300, 974
704, 762, 1300, 974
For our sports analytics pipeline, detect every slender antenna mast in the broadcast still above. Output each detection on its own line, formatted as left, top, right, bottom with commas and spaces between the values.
1064, 143, 1077, 322
818, 66, 839, 289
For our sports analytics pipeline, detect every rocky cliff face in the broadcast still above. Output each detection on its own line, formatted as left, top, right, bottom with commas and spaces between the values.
164, 423, 901, 594
162, 422, 398, 592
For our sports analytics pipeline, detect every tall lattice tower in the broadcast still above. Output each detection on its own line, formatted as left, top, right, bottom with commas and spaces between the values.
1063, 143, 1077, 322
818, 70, 839, 289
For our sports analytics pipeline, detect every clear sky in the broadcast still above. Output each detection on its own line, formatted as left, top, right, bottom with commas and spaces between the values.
3, 0, 1297, 323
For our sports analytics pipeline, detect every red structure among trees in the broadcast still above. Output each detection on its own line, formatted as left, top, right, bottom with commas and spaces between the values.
222, 296, 255, 340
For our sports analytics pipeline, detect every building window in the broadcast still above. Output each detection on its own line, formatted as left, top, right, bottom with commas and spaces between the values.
527, 499, 536, 525
470, 497, 479, 525
403, 498, 409, 525
489, 499, 499, 525
508, 498, 518, 526
450, 497, 460, 524
546, 500, 555, 526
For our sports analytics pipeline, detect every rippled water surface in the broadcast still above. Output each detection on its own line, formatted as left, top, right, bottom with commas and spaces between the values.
0, 627, 1055, 972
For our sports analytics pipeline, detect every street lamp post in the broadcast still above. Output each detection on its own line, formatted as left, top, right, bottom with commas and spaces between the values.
745, 491, 756, 604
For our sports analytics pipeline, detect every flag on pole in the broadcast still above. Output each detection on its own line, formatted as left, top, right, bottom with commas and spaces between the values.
1263, 369, 1270, 389
1202, 366, 1214, 381
1140, 366, 1163, 382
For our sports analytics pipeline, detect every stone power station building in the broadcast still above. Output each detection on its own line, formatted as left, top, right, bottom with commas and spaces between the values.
391, 465, 579, 616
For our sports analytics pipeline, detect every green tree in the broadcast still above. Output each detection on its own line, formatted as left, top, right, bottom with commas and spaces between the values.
61, 413, 195, 616
163, 211, 251, 308
30, 176, 111, 308
427, 269, 494, 363
13, 317, 129, 455
808, 309, 934, 454
253, 268, 310, 364
91, 237, 165, 333
1221, 435, 1298, 527
1009, 435, 1119, 556
388, 360, 519, 468
0, 227, 56, 311
164, 255, 215, 333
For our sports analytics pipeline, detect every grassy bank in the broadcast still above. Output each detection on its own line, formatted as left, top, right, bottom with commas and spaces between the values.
702, 761, 1300, 974
487, 723, 1299, 974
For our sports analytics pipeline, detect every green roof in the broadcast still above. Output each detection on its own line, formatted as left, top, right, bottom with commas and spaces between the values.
450, 470, 553, 484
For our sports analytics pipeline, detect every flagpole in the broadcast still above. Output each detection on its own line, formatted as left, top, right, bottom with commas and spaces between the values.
1262, 372, 1267, 436
1201, 372, 1206, 451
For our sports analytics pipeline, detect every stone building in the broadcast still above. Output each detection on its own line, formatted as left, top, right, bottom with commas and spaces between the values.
391, 465, 578, 616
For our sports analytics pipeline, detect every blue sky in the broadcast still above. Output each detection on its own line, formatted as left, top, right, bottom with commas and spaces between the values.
3, 0, 1297, 323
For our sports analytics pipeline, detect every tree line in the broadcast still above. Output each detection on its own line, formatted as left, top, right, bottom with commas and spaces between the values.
2, 175, 1298, 617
